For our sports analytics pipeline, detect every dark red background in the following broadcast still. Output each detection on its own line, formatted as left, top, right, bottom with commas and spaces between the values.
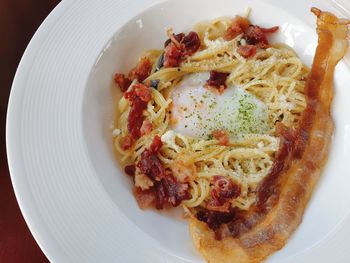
1, 1, 60, 262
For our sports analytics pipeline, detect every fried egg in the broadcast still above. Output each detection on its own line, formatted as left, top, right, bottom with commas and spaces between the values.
170, 72, 270, 139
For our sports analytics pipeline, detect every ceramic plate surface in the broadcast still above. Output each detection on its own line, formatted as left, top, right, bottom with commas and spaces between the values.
7, 0, 350, 262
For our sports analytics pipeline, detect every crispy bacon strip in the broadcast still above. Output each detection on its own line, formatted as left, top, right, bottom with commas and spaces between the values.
190, 8, 349, 263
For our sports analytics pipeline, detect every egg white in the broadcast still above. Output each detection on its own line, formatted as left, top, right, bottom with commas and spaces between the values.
170, 72, 270, 139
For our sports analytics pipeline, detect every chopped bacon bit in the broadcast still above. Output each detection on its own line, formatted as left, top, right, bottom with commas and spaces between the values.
163, 31, 201, 68
154, 180, 166, 209
128, 57, 152, 82
119, 134, 135, 150
164, 33, 184, 46
183, 32, 201, 56
163, 174, 191, 206
133, 83, 153, 102
115, 58, 152, 93
212, 130, 230, 146
150, 135, 163, 153
124, 84, 152, 142
212, 176, 241, 202
245, 25, 279, 48
125, 165, 136, 176
154, 173, 191, 209
134, 187, 156, 209
205, 176, 241, 212
237, 44, 257, 58
166, 30, 185, 49
140, 120, 153, 136
134, 168, 191, 210
138, 149, 165, 181
224, 16, 279, 48
164, 42, 183, 68
133, 136, 191, 210
127, 96, 147, 139
206, 71, 229, 92
224, 16, 250, 41
114, 73, 132, 92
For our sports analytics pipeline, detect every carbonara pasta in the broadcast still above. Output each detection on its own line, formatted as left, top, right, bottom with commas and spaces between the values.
113, 13, 308, 213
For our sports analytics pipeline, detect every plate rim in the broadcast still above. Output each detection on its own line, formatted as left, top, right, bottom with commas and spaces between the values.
6, 1, 77, 262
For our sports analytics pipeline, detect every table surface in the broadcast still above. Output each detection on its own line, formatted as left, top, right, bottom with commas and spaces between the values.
1, 1, 61, 262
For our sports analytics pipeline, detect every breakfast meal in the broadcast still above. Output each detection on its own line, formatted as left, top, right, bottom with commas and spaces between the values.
112, 7, 349, 262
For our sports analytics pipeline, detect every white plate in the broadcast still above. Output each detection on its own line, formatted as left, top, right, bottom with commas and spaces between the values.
6, 0, 350, 262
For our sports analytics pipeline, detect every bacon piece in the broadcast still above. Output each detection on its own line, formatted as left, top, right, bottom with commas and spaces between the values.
244, 25, 279, 48
114, 58, 152, 92
136, 136, 165, 181
206, 176, 241, 212
206, 71, 229, 92
212, 130, 230, 146
154, 173, 191, 209
154, 180, 166, 209
150, 135, 162, 153
134, 135, 190, 209
224, 16, 250, 41
138, 149, 165, 181
114, 73, 132, 92
134, 187, 156, 209
124, 164, 136, 176
212, 176, 241, 201
164, 31, 201, 55
135, 171, 191, 210
182, 31, 201, 56
162, 173, 190, 207
119, 134, 135, 151
140, 120, 153, 136
134, 136, 162, 181
163, 31, 201, 67
165, 32, 185, 49
237, 44, 257, 58
128, 57, 152, 82
129, 83, 153, 102
189, 9, 350, 263
123, 84, 153, 147
163, 42, 183, 68
127, 96, 147, 140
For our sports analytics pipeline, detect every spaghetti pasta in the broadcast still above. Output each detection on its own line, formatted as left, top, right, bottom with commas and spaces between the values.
113, 14, 308, 212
